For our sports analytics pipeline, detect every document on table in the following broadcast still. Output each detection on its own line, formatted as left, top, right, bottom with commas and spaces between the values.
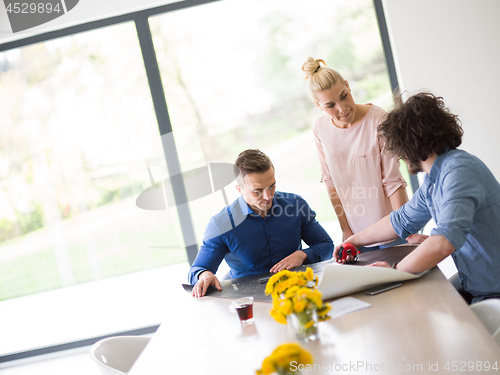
329, 297, 371, 319
181, 246, 420, 300
318, 263, 420, 300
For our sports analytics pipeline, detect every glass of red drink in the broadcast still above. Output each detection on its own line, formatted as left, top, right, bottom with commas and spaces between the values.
231, 297, 254, 325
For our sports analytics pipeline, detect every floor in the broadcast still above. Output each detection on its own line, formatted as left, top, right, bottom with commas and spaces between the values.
0, 262, 190, 374
0, 220, 457, 374
0, 346, 101, 375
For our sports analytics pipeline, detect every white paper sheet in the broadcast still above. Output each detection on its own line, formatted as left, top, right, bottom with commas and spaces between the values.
329, 296, 372, 319
318, 263, 420, 300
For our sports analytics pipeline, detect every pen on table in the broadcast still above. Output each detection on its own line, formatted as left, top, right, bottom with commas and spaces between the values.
259, 277, 271, 284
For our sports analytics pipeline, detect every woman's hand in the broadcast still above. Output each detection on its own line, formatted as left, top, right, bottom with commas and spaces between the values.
367, 261, 391, 268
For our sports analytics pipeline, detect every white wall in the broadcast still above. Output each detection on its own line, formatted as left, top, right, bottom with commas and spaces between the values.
383, 0, 500, 181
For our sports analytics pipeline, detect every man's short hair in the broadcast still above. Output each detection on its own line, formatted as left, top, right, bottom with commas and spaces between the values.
378, 92, 463, 165
234, 149, 273, 184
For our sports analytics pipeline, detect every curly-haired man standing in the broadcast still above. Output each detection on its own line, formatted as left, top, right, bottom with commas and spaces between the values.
334, 92, 500, 304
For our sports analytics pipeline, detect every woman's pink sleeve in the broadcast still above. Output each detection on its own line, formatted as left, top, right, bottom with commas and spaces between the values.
313, 123, 335, 188
378, 136, 407, 197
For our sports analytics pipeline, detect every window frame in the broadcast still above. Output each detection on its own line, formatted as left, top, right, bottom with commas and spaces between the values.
0, 0, 406, 362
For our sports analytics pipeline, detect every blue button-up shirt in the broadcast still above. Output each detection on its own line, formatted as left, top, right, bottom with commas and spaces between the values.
390, 148, 500, 297
188, 191, 333, 285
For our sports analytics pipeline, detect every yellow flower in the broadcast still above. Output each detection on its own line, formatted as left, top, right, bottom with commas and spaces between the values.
296, 287, 309, 297
312, 276, 319, 288
304, 320, 315, 329
283, 285, 299, 299
317, 303, 331, 317
274, 346, 294, 368
305, 289, 323, 308
256, 343, 313, 375
270, 308, 287, 325
304, 267, 314, 281
293, 298, 307, 313
279, 278, 298, 294
256, 357, 275, 375
317, 303, 332, 321
266, 268, 319, 298
278, 299, 293, 316
265, 270, 293, 295
265, 273, 281, 295
297, 277, 307, 287
267, 268, 331, 325
299, 348, 313, 365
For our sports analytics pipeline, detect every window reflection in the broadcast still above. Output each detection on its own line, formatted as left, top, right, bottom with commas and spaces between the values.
0, 22, 183, 302
150, 0, 393, 243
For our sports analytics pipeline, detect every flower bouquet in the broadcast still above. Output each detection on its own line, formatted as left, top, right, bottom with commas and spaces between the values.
256, 343, 313, 375
265, 268, 331, 341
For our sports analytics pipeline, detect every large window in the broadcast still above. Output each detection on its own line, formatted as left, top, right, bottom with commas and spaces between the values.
0, 0, 399, 360
0, 22, 184, 301
150, 0, 397, 244
0, 22, 185, 356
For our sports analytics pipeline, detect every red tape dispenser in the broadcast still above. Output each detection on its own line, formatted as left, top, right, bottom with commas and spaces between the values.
338, 242, 359, 263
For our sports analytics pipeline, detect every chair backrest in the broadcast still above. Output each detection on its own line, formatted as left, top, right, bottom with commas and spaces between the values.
470, 299, 500, 346
90, 335, 152, 375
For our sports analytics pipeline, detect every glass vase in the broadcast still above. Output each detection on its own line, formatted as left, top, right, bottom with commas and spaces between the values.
288, 309, 319, 342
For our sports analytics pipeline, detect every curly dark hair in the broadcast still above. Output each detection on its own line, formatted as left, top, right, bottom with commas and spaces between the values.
377, 92, 463, 167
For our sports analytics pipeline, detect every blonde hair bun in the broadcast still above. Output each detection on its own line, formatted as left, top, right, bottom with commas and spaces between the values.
302, 57, 326, 78
301, 57, 345, 105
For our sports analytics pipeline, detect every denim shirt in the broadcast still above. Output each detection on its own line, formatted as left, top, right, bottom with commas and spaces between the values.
390, 148, 500, 297
188, 192, 333, 285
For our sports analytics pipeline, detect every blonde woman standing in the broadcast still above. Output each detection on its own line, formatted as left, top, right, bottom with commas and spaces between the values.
302, 57, 413, 251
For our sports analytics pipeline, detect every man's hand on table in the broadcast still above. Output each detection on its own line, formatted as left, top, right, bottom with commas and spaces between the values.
192, 271, 222, 298
270, 250, 307, 273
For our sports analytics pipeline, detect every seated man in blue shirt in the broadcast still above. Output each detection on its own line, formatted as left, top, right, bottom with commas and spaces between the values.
334, 92, 500, 304
189, 149, 333, 297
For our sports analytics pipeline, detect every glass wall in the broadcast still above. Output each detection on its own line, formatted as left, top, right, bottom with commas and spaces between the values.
0, 0, 400, 358
150, 0, 397, 245
0, 23, 184, 302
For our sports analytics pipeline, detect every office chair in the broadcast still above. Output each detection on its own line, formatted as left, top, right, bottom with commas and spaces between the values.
470, 299, 500, 346
90, 335, 151, 375
449, 273, 473, 304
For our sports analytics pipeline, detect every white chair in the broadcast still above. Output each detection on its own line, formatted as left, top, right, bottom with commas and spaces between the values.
90, 335, 152, 375
470, 299, 500, 346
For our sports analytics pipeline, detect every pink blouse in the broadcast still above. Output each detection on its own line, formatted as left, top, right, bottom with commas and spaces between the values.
313, 104, 407, 235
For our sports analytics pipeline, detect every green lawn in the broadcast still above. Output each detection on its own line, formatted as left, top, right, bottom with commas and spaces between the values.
0, 197, 186, 301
